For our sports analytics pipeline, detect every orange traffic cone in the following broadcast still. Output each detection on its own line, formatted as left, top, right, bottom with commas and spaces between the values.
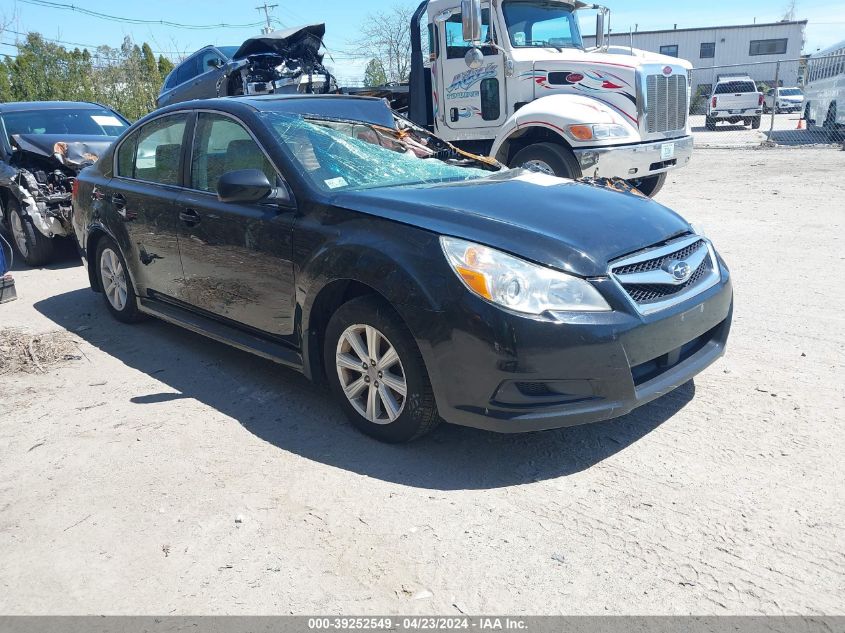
797, 118, 805, 130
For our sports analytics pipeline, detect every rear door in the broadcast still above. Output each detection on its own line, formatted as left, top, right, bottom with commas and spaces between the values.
103, 113, 190, 299
175, 111, 297, 336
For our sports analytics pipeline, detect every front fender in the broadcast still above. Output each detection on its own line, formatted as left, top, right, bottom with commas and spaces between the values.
490, 93, 641, 163
296, 214, 457, 380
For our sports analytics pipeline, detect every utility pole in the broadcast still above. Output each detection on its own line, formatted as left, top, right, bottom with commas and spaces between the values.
256, 3, 278, 34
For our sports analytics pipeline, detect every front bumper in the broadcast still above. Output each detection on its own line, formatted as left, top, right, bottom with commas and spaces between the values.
409, 262, 733, 433
573, 135, 693, 180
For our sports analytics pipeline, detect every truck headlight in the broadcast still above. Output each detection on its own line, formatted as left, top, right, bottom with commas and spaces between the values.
567, 123, 631, 142
440, 237, 611, 314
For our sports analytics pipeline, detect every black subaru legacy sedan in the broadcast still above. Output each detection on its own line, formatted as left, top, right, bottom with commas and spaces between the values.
72, 95, 733, 442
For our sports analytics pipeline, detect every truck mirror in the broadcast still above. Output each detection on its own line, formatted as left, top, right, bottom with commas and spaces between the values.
461, 0, 482, 44
595, 12, 605, 49
464, 47, 484, 69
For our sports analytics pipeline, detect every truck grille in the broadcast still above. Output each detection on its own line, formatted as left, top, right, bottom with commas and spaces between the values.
610, 236, 719, 314
646, 74, 688, 134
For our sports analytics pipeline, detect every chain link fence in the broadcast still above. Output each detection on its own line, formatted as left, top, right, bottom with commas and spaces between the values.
688, 54, 845, 149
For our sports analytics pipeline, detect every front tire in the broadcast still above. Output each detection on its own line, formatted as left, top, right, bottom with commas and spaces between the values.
510, 142, 582, 180
6, 198, 54, 267
324, 296, 439, 443
627, 173, 667, 198
95, 236, 145, 323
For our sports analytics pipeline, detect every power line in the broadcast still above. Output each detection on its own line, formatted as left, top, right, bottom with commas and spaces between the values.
2, 28, 185, 55
18, 0, 266, 30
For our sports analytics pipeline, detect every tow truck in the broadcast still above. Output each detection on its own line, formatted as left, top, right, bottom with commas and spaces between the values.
394, 0, 695, 197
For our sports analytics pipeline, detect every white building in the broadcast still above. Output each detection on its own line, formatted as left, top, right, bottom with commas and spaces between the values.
585, 20, 807, 99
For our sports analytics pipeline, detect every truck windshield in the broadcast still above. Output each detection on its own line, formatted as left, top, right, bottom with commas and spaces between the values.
779, 88, 802, 96
262, 114, 489, 192
502, 0, 583, 49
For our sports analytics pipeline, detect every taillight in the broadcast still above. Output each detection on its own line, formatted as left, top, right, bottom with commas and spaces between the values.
711, 96, 717, 108
71, 178, 80, 200
758, 93, 765, 106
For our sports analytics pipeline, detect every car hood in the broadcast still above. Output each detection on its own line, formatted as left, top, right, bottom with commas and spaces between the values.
232, 24, 325, 60
332, 171, 693, 278
11, 133, 116, 170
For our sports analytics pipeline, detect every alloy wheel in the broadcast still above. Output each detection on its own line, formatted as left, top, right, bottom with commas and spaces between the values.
335, 324, 407, 424
100, 247, 128, 312
9, 211, 28, 257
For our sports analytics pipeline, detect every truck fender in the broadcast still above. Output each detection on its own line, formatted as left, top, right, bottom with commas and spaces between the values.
490, 93, 640, 165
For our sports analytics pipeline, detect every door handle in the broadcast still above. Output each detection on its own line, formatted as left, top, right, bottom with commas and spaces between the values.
111, 193, 126, 208
179, 208, 201, 226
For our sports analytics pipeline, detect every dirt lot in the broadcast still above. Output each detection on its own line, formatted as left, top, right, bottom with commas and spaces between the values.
1, 148, 843, 615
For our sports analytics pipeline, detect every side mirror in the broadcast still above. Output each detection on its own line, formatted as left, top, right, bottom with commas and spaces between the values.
595, 10, 607, 49
217, 169, 273, 203
461, 0, 482, 44
464, 47, 484, 69
207, 58, 222, 69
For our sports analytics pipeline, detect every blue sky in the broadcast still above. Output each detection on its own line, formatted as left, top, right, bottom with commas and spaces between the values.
3, 0, 844, 83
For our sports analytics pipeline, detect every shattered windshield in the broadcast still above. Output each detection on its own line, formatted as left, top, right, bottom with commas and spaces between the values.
502, 0, 583, 49
2, 108, 128, 139
261, 113, 490, 192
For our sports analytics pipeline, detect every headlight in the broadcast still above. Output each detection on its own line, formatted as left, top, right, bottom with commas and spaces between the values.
567, 123, 631, 142
440, 237, 611, 314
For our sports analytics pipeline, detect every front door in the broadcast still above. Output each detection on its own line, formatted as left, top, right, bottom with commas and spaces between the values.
175, 112, 296, 337
106, 112, 190, 299
439, 4, 507, 131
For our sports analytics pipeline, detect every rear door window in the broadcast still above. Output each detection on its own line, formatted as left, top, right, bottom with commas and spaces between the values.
129, 114, 189, 185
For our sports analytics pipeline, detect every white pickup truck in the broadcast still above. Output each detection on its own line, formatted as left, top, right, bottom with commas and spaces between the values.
706, 76, 763, 130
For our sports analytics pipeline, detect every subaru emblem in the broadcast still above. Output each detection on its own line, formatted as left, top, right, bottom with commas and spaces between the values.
666, 260, 692, 282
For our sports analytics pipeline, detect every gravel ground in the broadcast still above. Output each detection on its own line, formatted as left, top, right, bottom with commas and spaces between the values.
0, 148, 843, 615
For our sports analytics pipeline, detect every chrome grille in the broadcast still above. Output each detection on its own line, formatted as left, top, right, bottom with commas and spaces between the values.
646, 74, 688, 134
610, 236, 719, 314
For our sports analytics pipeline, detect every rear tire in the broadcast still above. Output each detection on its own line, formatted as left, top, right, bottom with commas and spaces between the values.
95, 236, 145, 324
751, 116, 762, 129
510, 142, 582, 180
6, 198, 54, 267
824, 103, 842, 141
627, 173, 667, 198
324, 295, 440, 443
705, 116, 717, 130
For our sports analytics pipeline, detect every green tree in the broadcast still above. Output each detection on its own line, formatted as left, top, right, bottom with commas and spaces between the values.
0, 58, 12, 103
158, 55, 174, 79
363, 58, 388, 87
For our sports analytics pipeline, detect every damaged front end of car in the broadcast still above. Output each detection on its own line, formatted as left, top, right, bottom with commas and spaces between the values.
0, 134, 111, 250
218, 24, 337, 98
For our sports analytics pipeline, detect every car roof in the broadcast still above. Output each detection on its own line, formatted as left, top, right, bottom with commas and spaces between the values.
152, 94, 397, 128
0, 101, 113, 114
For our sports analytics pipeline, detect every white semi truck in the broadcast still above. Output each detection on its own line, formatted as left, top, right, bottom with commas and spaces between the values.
400, 0, 694, 197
